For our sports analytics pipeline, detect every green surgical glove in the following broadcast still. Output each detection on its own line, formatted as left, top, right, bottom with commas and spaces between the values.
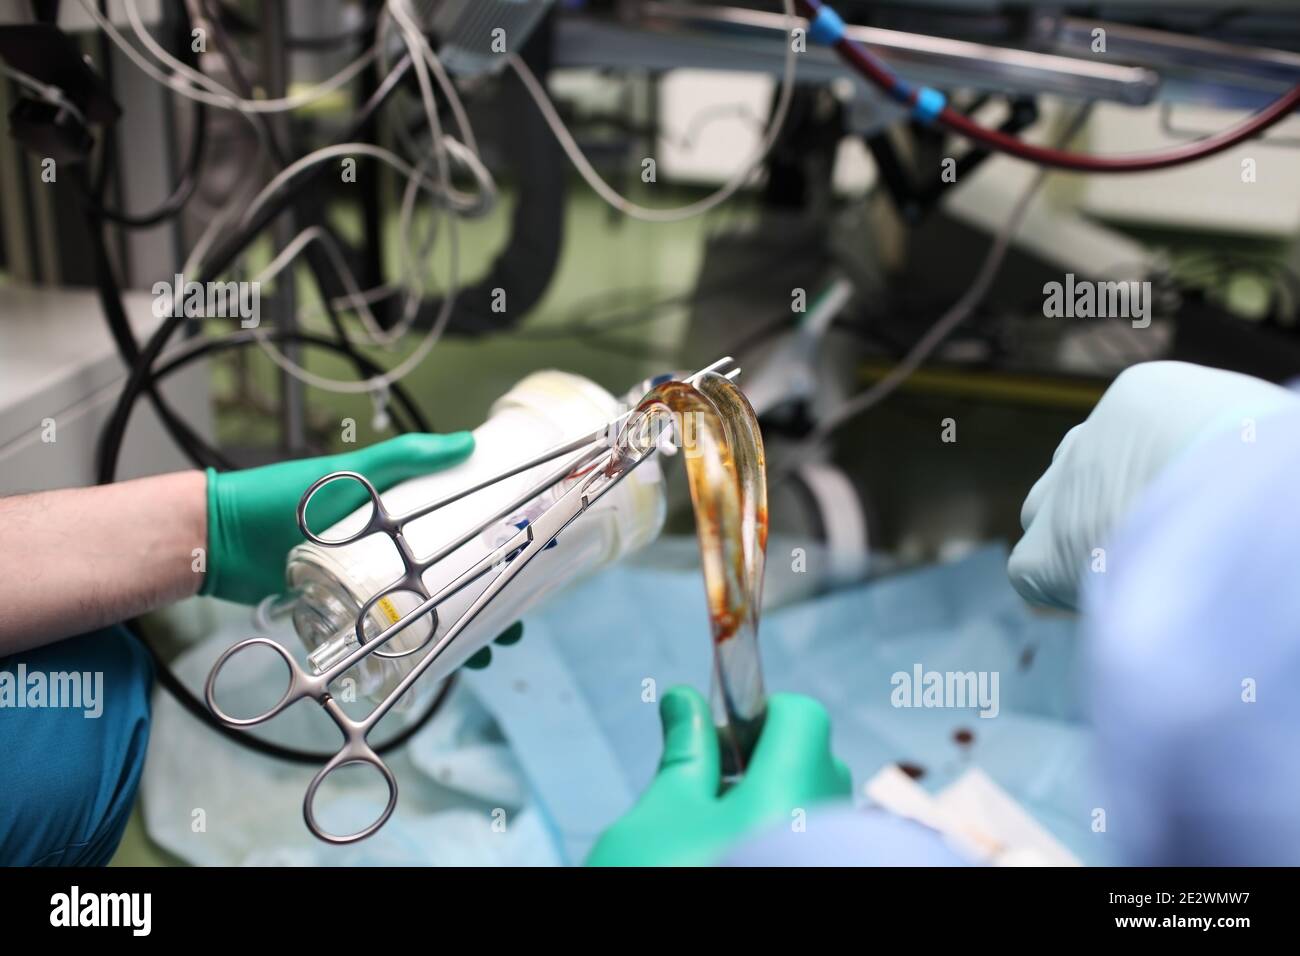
202, 432, 474, 606
586, 686, 852, 867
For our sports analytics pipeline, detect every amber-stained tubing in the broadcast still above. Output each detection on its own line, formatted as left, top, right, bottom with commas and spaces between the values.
619, 373, 768, 776
695, 372, 768, 774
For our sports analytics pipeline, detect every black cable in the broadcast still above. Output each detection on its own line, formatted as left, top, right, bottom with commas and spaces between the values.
198, 0, 381, 393
89, 0, 115, 199
77, 13, 515, 766
154, 328, 430, 436
82, 87, 207, 228
394, 13, 567, 338
79, 4, 319, 753
85, 198, 235, 469
78, 1, 233, 469
198, 53, 413, 297
200, 0, 291, 162
86, 42, 441, 759
95, 54, 417, 485
83, 158, 230, 461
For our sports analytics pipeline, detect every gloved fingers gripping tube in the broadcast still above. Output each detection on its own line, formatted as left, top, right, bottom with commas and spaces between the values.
623, 373, 769, 778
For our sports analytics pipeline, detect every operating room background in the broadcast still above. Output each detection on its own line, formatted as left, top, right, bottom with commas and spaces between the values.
103, 186, 1288, 866
16, 102, 1299, 864
2, 1, 1298, 865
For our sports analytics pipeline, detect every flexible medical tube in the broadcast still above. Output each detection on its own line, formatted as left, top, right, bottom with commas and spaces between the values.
797, 0, 1300, 173
622, 373, 768, 776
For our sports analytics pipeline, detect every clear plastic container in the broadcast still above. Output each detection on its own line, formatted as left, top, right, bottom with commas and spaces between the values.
282, 371, 667, 706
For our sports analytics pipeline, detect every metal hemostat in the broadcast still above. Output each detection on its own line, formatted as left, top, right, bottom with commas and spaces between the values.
205, 357, 743, 844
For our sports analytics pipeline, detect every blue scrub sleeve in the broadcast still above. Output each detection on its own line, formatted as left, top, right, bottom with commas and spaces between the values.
0, 626, 154, 866
1083, 403, 1300, 864
722, 805, 973, 866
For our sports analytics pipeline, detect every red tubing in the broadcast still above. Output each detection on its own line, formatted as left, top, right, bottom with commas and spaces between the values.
798, 0, 1300, 173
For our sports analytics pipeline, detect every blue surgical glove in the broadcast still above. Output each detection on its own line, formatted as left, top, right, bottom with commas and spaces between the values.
1008, 361, 1299, 611
1083, 402, 1300, 863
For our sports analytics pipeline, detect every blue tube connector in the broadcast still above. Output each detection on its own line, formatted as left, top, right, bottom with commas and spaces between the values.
809, 4, 947, 124
912, 86, 947, 124
807, 5, 846, 45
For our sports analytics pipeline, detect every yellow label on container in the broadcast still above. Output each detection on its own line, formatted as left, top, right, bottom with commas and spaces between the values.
377, 596, 402, 625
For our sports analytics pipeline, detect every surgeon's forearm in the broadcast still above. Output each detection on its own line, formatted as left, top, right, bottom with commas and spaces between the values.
0, 471, 207, 655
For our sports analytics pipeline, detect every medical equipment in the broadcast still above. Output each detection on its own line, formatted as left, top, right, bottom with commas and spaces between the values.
423, 0, 556, 77
792, 0, 1300, 173
276, 369, 668, 709
633, 374, 769, 775
205, 357, 770, 843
